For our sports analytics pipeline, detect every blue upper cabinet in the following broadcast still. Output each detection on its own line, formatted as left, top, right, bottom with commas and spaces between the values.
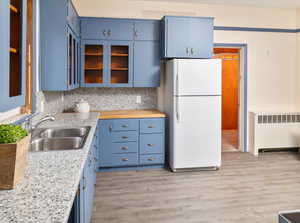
0, 0, 27, 112
134, 20, 160, 41
81, 18, 161, 88
80, 18, 134, 41
67, 0, 80, 35
162, 16, 214, 59
134, 41, 160, 87
40, 0, 80, 91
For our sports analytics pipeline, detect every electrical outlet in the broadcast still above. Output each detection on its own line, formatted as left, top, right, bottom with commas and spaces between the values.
136, 96, 142, 104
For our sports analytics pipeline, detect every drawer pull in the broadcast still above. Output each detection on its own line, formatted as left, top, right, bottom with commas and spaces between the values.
121, 146, 128, 150
147, 144, 155, 147
148, 125, 155, 128
122, 158, 129, 161
121, 124, 128, 128
122, 136, 129, 139
148, 158, 155, 161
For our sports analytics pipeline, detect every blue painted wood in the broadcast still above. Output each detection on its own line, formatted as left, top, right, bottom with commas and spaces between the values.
111, 153, 139, 167
133, 41, 160, 87
140, 134, 164, 155
98, 165, 165, 172
80, 18, 134, 40
40, 0, 68, 91
140, 118, 164, 134
140, 154, 164, 165
67, 0, 80, 36
98, 118, 166, 170
107, 40, 134, 87
110, 142, 138, 154
215, 26, 299, 33
111, 131, 138, 143
0, 0, 27, 112
134, 20, 160, 41
162, 16, 214, 58
111, 119, 139, 131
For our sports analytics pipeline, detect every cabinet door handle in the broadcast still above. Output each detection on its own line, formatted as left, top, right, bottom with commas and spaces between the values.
122, 158, 129, 161
134, 29, 138, 38
121, 124, 128, 128
191, 48, 194, 55
148, 158, 155, 161
107, 30, 111, 37
147, 144, 155, 147
148, 125, 155, 128
122, 136, 129, 139
109, 125, 112, 132
186, 47, 190, 55
121, 146, 129, 150
102, 30, 107, 36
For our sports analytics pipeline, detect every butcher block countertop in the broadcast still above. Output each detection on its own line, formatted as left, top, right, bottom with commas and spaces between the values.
97, 110, 166, 119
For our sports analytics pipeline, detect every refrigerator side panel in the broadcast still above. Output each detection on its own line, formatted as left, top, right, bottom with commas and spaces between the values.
177, 59, 222, 96
173, 96, 221, 169
164, 59, 177, 170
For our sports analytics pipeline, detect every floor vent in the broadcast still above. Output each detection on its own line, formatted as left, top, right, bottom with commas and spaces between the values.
249, 112, 300, 156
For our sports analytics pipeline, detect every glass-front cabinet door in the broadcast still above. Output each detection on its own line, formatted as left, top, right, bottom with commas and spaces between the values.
0, 0, 26, 111
81, 40, 107, 87
108, 41, 133, 87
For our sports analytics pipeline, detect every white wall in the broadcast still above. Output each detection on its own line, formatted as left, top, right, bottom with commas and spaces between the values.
297, 9, 300, 108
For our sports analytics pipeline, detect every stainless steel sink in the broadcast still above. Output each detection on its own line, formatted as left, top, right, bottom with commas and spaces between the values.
39, 127, 89, 138
31, 137, 83, 152
30, 126, 91, 152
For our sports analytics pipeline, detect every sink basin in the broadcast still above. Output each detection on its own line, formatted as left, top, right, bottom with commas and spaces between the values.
30, 126, 91, 152
39, 127, 90, 138
30, 137, 83, 152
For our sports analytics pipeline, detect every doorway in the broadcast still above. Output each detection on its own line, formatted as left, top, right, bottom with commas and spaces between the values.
214, 48, 241, 152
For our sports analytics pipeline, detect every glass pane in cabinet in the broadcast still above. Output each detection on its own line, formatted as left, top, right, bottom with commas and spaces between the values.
72, 38, 76, 85
68, 34, 73, 86
84, 45, 103, 84
110, 46, 128, 84
9, 0, 22, 97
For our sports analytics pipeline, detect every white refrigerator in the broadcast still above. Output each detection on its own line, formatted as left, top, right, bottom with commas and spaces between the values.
164, 59, 222, 172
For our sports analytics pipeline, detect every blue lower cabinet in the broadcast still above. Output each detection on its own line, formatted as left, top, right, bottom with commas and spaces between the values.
76, 131, 99, 223
140, 134, 164, 154
111, 142, 138, 154
111, 153, 138, 167
98, 118, 165, 171
140, 154, 164, 165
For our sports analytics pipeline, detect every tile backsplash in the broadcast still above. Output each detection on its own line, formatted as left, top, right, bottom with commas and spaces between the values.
39, 88, 158, 113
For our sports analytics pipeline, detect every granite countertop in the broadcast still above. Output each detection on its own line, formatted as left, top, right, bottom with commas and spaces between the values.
0, 112, 99, 223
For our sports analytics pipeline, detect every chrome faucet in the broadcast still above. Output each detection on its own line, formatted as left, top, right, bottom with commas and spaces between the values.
31, 114, 56, 131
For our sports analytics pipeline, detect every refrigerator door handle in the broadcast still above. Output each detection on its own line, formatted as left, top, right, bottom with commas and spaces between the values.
176, 96, 180, 122
176, 71, 179, 95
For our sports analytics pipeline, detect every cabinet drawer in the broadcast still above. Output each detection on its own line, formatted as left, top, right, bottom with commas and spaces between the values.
111, 142, 138, 154
111, 153, 138, 167
112, 119, 139, 131
140, 154, 164, 165
140, 134, 164, 154
140, 119, 164, 133
111, 131, 138, 142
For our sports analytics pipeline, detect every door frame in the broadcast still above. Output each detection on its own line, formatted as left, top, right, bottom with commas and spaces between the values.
214, 43, 248, 152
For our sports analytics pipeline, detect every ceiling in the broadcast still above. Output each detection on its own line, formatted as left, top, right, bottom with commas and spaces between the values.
137, 0, 300, 8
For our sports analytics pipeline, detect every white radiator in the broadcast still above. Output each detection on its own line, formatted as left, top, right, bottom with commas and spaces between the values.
249, 112, 300, 156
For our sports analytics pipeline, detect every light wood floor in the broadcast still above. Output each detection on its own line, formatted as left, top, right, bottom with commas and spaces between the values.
222, 130, 238, 152
92, 152, 300, 223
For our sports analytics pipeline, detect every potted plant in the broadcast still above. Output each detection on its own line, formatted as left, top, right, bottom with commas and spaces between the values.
0, 124, 30, 190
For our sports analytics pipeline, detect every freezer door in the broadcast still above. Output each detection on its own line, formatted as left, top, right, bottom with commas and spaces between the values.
176, 59, 221, 96
172, 96, 221, 169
